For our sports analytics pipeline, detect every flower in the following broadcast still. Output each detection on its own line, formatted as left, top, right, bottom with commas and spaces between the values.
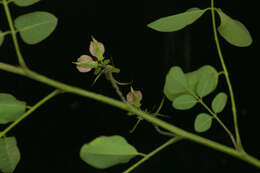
75, 38, 106, 74
89, 40, 105, 58
76, 55, 94, 72
126, 90, 142, 105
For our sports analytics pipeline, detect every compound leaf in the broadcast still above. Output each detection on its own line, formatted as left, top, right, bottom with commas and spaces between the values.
216, 8, 252, 47
0, 93, 26, 124
13, 0, 40, 7
147, 7, 207, 32
172, 94, 197, 110
164, 65, 218, 102
80, 135, 140, 169
14, 11, 58, 44
0, 137, 21, 173
194, 113, 213, 133
211, 92, 228, 113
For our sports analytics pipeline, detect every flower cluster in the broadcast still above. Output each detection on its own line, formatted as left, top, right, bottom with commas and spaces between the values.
75, 38, 105, 73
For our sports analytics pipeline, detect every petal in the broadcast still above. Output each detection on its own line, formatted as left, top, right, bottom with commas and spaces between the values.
76, 55, 94, 73
76, 65, 92, 72
135, 91, 143, 101
89, 40, 105, 58
77, 55, 93, 62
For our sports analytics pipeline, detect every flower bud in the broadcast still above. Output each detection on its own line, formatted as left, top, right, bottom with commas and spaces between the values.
126, 90, 142, 105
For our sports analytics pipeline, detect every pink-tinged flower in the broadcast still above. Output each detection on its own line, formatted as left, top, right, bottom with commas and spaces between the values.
126, 90, 142, 105
76, 55, 94, 72
89, 40, 105, 58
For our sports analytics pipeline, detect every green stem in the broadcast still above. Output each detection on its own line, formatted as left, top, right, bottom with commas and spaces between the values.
177, 78, 235, 146
0, 62, 259, 168
3, 30, 12, 36
0, 89, 60, 138
199, 99, 237, 149
2, 0, 28, 69
106, 72, 126, 102
210, 0, 243, 151
123, 137, 183, 173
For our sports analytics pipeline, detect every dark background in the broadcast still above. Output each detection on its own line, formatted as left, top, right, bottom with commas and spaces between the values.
0, 0, 259, 173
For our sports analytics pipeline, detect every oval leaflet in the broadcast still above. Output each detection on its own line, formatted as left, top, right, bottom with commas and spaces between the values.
80, 135, 140, 169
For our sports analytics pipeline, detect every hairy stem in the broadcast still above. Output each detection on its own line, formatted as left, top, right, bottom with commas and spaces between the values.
0, 62, 259, 168
0, 89, 60, 138
210, 0, 243, 151
106, 72, 126, 102
2, 0, 28, 69
123, 137, 183, 173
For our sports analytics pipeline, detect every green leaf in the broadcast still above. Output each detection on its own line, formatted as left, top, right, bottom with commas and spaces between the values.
147, 7, 207, 32
172, 94, 197, 110
14, 11, 58, 44
164, 65, 218, 101
163, 66, 189, 101
211, 92, 228, 113
0, 137, 21, 173
185, 70, 200, 93
186, 65, 218, 94
13, 0, 40, 7
0, 93, 26, 124
196, 66, 218, 98
80, 135, 140, 169
0, 30, 4, 46
194, 113, 213, 133
216, 8, 252, 47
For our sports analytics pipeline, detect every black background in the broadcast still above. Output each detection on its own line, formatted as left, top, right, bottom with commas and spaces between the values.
0, 0, 259, 173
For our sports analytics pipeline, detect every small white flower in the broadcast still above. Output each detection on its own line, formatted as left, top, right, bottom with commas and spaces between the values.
76, 55, 94, 73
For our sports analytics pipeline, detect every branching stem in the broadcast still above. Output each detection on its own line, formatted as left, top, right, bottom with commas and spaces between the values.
0, 89, 60, 138
2, 0, 28, 69
210, 0, 243, 151
199, 99, 237, 149
0, 62, 259, 168
123, 137, 183, 173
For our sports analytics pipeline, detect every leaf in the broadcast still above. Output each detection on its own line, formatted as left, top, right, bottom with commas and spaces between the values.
14, 11, 58, 44
80, 135, 140, 169
147, 7, 207, 32
196, 66, 218, 98
13, 0, 40, 7
0, 93, 26, 124
172, 94, 197, 110
164, 65, 219, 101
194, 113, 213, 133
216, 8, 252, 47
0, 137, 21, 173
0, 30, 4, 46
186, 65, 218, 93
185, 70, 200, 93
163, 66, 189, 101
211, 92, 228, 113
